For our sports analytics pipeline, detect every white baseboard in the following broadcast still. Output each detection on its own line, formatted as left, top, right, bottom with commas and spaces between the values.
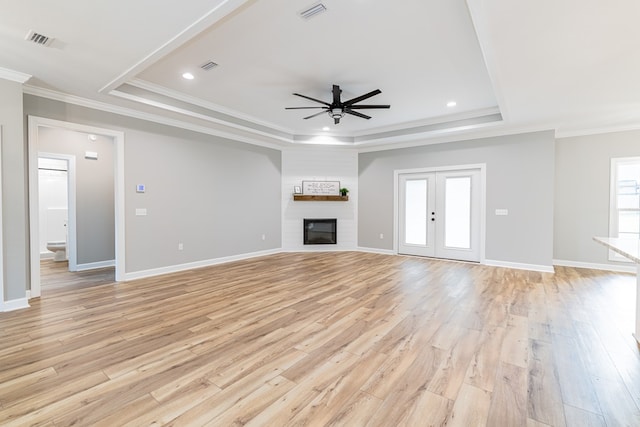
124, 249, 282, 281
1, 297, 30, 312
40, 252, 54, 260
281, 247, 359, 253
356, 246, 395, 255
484, 259, 555, 273
553, 259, 637, 274
76, 260, 116, 271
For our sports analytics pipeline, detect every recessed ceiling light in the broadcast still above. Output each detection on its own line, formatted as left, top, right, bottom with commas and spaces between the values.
182, 72, 195, 80
447, 101, 457, 107
322, 126, 330, 131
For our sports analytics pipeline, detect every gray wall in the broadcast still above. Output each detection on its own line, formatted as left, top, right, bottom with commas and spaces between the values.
38, 127, 115, 265
359, 131, 556, 267
24, 95, 282, 274
555, 129, 640, 265
1, 79, 28, 301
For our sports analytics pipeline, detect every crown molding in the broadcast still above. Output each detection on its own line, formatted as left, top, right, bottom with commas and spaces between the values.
108, 87, 294, 145
0, 67, 32, 84
128, 79, 293, 135
30, 84, 631, 154
23, 85, 286, 150
556, 122, 640, 139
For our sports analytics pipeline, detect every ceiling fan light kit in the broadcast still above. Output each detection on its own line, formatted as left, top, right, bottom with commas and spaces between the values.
286, 84, 390, 124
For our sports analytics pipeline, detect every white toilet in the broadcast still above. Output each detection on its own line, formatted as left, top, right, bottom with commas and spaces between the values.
46, 241, 67, 262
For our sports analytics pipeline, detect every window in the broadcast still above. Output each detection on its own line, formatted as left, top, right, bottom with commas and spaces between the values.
609, 157, 640, 261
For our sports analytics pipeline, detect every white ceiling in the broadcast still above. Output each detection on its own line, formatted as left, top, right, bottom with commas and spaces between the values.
2, 0, 640, 148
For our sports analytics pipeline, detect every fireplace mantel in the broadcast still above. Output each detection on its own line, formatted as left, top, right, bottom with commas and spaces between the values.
293, 195, 348, 201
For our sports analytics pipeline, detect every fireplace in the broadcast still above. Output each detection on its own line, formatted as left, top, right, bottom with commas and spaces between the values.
304, 218, 337, 245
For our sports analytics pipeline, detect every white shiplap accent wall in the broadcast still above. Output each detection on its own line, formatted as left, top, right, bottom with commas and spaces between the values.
282, 147, 358, 251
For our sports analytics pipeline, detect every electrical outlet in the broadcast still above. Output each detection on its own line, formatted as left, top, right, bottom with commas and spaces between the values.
379, 233, 384, 239
261, 234, 266, 241
178, 243, 184, 251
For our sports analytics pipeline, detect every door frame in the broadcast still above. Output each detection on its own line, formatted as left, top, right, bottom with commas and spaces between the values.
28, 116, 126, 298
37, 152, 77, 271
393, 163, 486, 263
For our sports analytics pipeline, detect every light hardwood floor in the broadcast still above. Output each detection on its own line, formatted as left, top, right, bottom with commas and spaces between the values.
1, 253, 640, 426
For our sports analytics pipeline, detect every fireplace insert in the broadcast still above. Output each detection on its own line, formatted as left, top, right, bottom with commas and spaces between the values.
303, 218, 337, 245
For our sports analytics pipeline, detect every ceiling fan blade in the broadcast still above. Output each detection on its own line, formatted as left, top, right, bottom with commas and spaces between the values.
304, 110, 329, 120
343, 89, 382, 106
285, 106, 326, 110
345, 109, 371, 120
293, 93, 331, 107
348, 104, 390, 109
332, 85, 342, 105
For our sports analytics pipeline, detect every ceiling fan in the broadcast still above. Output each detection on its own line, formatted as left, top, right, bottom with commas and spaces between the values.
286, 84, 390, 124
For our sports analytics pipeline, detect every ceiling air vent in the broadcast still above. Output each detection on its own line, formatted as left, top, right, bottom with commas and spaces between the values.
299, 3, 327, 19
25, 30, 54, 47
200, 61, 218, 71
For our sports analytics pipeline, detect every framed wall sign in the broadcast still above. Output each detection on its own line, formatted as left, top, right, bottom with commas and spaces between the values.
302, 181, 340, 195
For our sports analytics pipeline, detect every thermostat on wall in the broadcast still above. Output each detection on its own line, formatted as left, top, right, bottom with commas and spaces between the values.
136, 184, 145, 193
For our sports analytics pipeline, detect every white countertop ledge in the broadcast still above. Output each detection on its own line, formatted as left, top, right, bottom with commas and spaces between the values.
593, 237, 640, 264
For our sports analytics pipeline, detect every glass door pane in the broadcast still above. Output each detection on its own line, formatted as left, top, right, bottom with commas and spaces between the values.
405, 179, 427, 245
444, 176, 471, 249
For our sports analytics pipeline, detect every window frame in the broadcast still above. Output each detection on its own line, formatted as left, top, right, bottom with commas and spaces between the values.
609, 156, 640, 262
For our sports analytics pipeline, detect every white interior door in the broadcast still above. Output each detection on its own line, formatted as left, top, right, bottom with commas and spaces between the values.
398, 168, 481, 262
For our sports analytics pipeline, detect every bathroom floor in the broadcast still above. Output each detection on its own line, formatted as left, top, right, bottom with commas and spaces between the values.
40, 259, 116, 292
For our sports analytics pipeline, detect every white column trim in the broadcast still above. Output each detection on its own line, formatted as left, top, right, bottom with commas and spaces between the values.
0, 126, 4, 310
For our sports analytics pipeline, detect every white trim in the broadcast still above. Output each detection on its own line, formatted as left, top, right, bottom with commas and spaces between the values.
28, 116, 126, 299
484, 259, 555, 273
281, 248, 357, 253
127, 78, 294, 135
0, 126, 3, 307
1, 297, 30, 312
356, 247, 395, 255
40, 252, 54, 260
608, 156, 640, 262
38, 152, 77, 271
556, 122, 640, 139
108, 88, 293, 145
124, 249, 281, 281
99, 0, 251, 93
393, 164, 487, 263
553, 259, 637, 274
0, 66, 31, 84
76, 260, 116, 271
24, 85, 287, 150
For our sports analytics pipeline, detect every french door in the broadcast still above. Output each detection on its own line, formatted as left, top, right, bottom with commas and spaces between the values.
398, 168, 481, 262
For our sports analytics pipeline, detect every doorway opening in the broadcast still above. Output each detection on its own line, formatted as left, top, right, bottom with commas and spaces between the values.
394, 165, 485, 263
38, 154, 76, 271
28, 116, 125, 298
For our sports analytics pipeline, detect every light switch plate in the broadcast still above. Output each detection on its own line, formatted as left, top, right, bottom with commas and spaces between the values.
135, 208, 147, 216
495, 209, 509, 216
